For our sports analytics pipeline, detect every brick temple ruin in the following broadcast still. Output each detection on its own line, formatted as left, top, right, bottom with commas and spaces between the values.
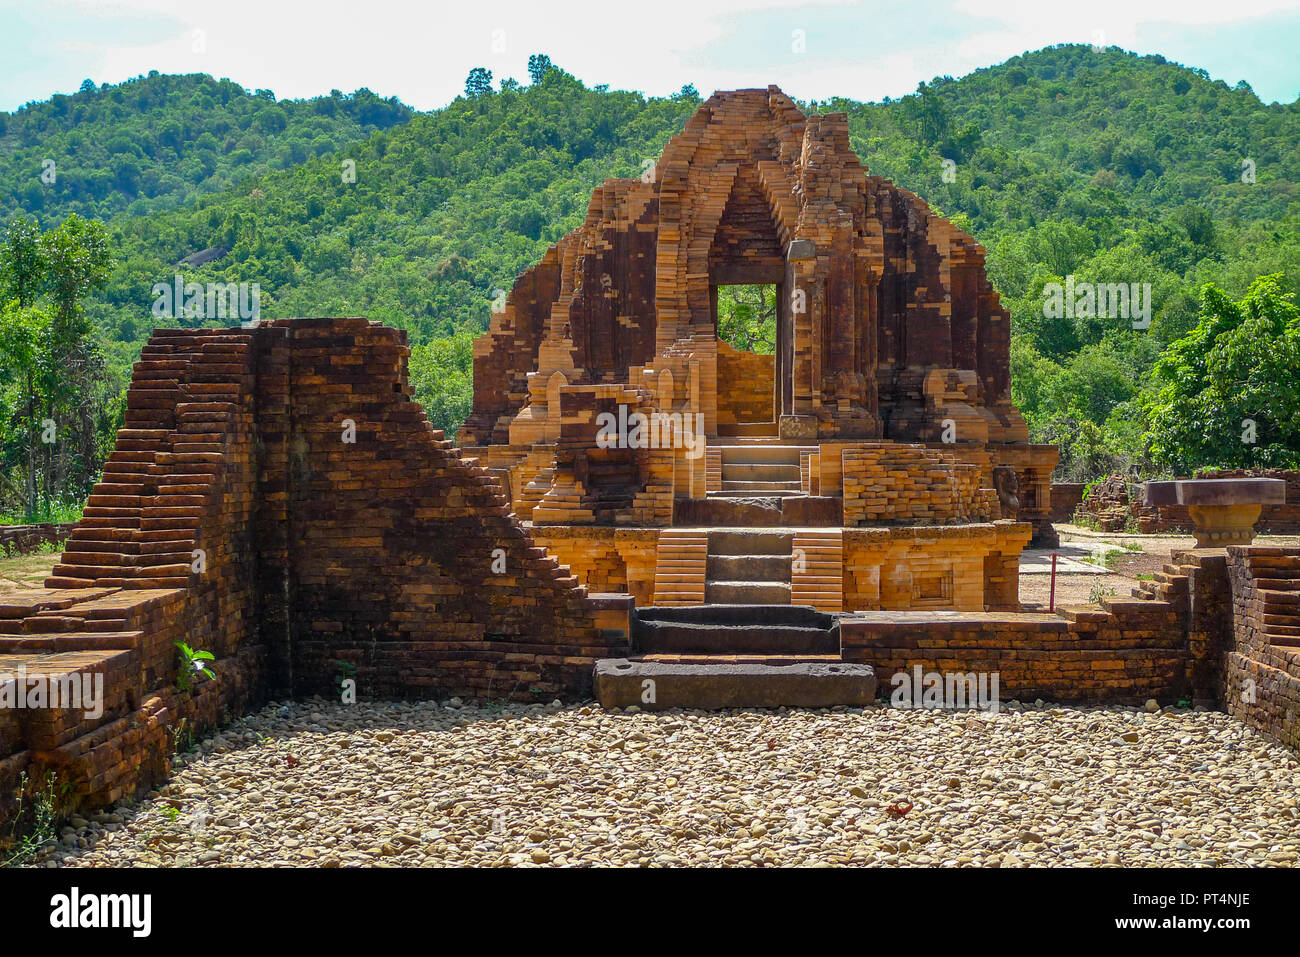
461, 86, 1059, 618
2, 88, 1299, 823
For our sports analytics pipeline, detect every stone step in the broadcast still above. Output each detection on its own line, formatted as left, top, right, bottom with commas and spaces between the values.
633, 622, 837, 655
716, 422, 779, 438
719, 480, 803, 493
721, 462, 802, 483
636, 604, 837, 628
639, 654, 842, 665
717, 445, 804, 465
706, 529, 792, 556
706, 554, 791, 582
1262, 612, 1300, 627
594, 658, 876, 710
1256, 579, 1300, 591
707, 489, 805, 498
1258, 589, 1300, 605
705, 580, 791, 604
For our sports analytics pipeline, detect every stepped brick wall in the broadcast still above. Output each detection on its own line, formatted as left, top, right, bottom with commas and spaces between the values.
1225, 546, 1300, 751
1134, 549, 1232, 704
0, 523, 78, 556
0, 319, 629, 823
529, 526, 659, 606
1, 327, 268, 821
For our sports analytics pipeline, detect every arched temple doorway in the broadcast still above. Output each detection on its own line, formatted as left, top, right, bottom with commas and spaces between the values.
706, 163, 789, 437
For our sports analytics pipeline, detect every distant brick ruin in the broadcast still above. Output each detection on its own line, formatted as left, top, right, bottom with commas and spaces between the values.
2, 88, 1299, 824
1064, 471, 1300, 534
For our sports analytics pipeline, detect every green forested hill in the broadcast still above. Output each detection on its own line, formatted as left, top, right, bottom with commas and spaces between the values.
4, 44, 1300, 503
0, 73, 411, 223
98, 71, 699, 347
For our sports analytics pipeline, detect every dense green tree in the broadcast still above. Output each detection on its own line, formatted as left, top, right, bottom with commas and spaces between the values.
527, 55, 553, 85
465, 68, 494, 98
0, 74, 411, 223
408, 332, 474, 439
0, 216, 115, 515
0, 302, 52, 514
0, 216, 44, 307
716, 285, 776, 353
5, 45, 1300, 496
1144, 275, 1300, 473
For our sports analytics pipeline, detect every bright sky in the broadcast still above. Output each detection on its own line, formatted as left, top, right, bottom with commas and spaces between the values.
3, 0, 1299, 112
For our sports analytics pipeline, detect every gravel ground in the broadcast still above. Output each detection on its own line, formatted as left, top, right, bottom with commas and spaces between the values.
39, 698, 1300, 868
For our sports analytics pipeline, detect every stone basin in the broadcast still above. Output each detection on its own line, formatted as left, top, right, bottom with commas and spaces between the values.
1142, 478, 1286, 546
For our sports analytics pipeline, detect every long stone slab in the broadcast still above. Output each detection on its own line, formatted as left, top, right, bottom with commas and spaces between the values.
1144, 478, 1286, 506
594, 658, 876, 710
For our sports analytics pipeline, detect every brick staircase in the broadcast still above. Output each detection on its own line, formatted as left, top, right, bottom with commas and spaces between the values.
1244, 552, 1300, 648
46, 332, 253, 590
597, 603, 874, 709
709, 445, 804, 497
705, 529, 792, 604
606, 527, 867, 708
791, 529, 843, 611
651, 529, 708, 605
1132, 558, 1192, 605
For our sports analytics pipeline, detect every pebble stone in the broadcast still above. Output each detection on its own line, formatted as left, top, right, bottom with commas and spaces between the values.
30, 698, 1300, 868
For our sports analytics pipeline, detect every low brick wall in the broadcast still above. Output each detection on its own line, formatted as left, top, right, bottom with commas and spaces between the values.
840, 597, 1188, 704
1047, 483, 1085, 524
0, 523, 77, 556
716, 342, 773, 426
841, 522, 1030, 613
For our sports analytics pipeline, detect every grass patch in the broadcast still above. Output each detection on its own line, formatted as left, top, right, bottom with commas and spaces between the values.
0, 496, 85, 526
0, 551, 60, 589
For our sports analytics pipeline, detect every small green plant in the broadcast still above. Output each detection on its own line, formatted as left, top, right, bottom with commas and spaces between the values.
1088, 583, 1117, 604
332, 660, 356, 699
169, 717, 197, 754
1121, 540, 1144, 552
1072, 510, 1101, 532
2, 771, 60, 867
160, 805, 180, 822
175, 642, 216, 692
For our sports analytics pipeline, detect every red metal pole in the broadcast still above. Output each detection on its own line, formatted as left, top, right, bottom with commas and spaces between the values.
1049, 552, 1058, 612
